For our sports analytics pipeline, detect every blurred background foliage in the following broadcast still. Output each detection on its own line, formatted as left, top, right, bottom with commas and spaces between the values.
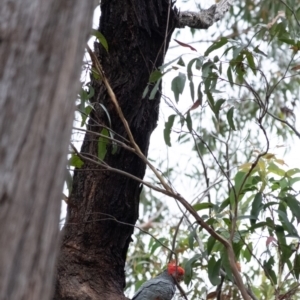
71, 0, 300, 299
122, 0, 300, 299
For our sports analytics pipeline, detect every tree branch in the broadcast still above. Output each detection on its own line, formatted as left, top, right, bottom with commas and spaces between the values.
86, 45, 251, 300
176, 0, 233, 29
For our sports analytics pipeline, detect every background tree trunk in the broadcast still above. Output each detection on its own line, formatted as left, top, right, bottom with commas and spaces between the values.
0, 1, 95, 299
55, 1, 176, 299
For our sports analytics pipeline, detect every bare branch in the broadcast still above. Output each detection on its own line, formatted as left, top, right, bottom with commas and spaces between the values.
86, 45, 251, 300
176, 0, 233, 29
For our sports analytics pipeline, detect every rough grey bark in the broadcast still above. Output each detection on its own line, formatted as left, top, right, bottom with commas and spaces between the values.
0, 1, 95, 299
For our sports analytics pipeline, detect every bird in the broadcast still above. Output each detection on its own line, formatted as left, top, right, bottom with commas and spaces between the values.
132, 261, 185, 300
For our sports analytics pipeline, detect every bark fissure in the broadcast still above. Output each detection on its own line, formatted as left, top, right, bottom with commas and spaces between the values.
55, 1, 176, 299
54, 0, 236, 299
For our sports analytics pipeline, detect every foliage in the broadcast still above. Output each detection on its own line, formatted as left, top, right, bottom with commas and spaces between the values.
72, 0, 300, 299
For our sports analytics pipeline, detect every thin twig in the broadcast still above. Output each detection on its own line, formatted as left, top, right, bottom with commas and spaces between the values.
85, 46, 251, 300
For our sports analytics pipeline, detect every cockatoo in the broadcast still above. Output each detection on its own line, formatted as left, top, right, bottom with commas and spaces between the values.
132, 262, 185, 300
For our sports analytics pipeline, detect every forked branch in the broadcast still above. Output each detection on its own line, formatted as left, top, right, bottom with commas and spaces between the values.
86, 45, 252, 300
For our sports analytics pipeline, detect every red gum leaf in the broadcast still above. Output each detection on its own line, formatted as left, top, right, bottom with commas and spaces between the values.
291, 64, 300, 71
185, 99, 201, 114
266, 236, 277, 247
174, 39, 197, 52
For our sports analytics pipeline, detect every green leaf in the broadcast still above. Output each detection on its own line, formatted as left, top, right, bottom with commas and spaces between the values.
80, 105, 93, 127
214, 99, 225, 120
184, 254, 201, 285
189, 80, 195, 101
188, 230, 195, 250
208, 256, 221, 285
289, 177, 300, 185
204, 37, 228, 56
171, 72, 186, 103
206, 90, 215, 109
275, 226, 293, 267
226, 107, 236, 130
207, 236, 216, 256
285, 195, 300, 223
229, 171, 248, 207
149, 70, 163, 83
227, 66, 234, 87
163, 115, 176, 147
186, 112, 193, 132
268, 162, 285, 176
91, 67, 101, 80
187, 58, 199, 80
263, 257, 277, 285
278, 38, 297, 46
277, 209, 298, 237
195, 57, 204, 70
149, 79, 161, 100
197, 83, 203, 103
142, 85, 149, 98
232, 45, 245, 59
254, 45, 268, 57
286, 168, 300, 177
294, 253, 300, 280
218, 198, 230, 213
243, 243, 253, 262
160, 55, 183, 71
150, 237, 168, 254
233, 239, 243, 258
91, 29, 108, 52
234, 171, 248, 195
250, 192, 263, 226
98, 128, 109, 161
79, 87, 89, 102
99, 103, 112, 127
177, 57, 185, 66
202, 61, 217, 82
221, 249, 234, 282
69, 154, 84, 168
193, 202, 215, 211
245, 51, 256, 75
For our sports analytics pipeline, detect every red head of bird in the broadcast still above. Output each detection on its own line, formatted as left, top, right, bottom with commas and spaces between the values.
167, 262, 185, 282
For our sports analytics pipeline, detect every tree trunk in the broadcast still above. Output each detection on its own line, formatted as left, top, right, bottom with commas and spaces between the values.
0, 1, 95, 299
54, 1, 176, 299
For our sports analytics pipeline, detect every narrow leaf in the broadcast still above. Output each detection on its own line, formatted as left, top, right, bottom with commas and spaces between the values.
149, 70, 163, 83
186, 112, 193, 132
204, 37, 228, 56
294, 253, 300, 280
91, 29, 108, 52
227, 107, 236, 130
149, 79, 161, 100
245, 51, 256, 75
163, 115, 176, 147
69, 154, 84, 168
193, 202, 215, 211
174, 39, 197, 52
250, 192, 263, 226
171, 72, 186, 103
285, 196, 300, 223
98, 128, 109, 161
208, 257, 221, 286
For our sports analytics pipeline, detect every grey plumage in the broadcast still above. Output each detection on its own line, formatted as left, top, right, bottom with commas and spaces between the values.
132, 270, 176, 300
